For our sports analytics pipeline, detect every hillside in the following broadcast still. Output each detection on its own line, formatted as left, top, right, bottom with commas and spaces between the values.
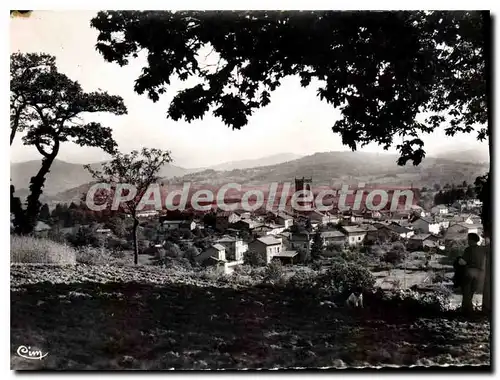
207, 153, 304, 171
15, 151, 488, 205
10, 159, 197, 196
434, 148, 490, 164
167, 151, 489, 187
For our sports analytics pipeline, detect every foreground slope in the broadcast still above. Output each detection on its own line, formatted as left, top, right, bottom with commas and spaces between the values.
11, 265, 490, 370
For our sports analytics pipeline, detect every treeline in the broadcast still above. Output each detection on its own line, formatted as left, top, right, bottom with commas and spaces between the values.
39, 202, 124, 227
433, 181, 476, 206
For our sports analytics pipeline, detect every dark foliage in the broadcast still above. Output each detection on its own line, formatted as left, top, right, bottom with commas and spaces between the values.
316, 263, 376, 297
10, 52, 127, 234
243, 250, 266, 267
67, 225, 104, 248
91, 11, 487, 166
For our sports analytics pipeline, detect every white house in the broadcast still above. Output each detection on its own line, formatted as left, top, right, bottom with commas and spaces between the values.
248, 236, 283, 264
411, 216, 441, 235
341, 226, 369, 246
195, 243, 226, 264
272, 211, 294, 229
431, 204, 449, 215
215, 236, 248, 261
321, 230, 346, 247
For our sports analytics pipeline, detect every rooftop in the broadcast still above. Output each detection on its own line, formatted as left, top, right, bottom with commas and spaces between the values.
413, 216, 435, 224
274, 251, 299, 258
321, 230, 345, 238
456, 223, 483, 229
384, 224, 412, 234
34, 221, 51, 232
342, 226, 369, 234
410, 233, 433, 241
256, 236, 282, 246
434, 204, 448, 209
216, 236, 239, 243
162, 220, 184, 224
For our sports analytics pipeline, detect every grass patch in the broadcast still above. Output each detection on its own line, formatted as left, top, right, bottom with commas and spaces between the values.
11, 235, 76, 265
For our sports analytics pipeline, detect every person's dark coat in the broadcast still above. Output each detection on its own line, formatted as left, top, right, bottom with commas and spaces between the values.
453, 256, 467, 289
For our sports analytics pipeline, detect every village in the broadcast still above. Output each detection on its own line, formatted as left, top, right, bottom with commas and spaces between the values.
26, 178, 484, 286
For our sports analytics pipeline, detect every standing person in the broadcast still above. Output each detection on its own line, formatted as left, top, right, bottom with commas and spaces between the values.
460, 233, 487, 314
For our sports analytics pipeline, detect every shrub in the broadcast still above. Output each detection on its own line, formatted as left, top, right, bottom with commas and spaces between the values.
164, 242, 183, 258
11, 235, 76, 265
316, 263, 376, 297
184, 246, 200, 263
67, 225, 104, 248
287, 268, 318, 289
153, 256, 192, 270
383, 245, 407, 265
244, 250, 266, 267
46, 227, 67, 244
325, 243, 343, 254
197, 265, 227, 283
432, 271, 448, 284
262, 260, 286, 285
392, 279, 402, 289
232, 264, 252, 276
369, 244, 386, 258
369, 286, 454, 314
110, 249, 126, 259
76, 246, 112, 265
248, 266, 266, 282
107, 237, 131, 251
439, 239, 467, 265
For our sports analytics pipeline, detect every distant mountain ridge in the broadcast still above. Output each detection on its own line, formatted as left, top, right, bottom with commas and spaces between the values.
10, 159, 197, 196
206, 153, 304, 171
167, 151, 488, 188
14, 150, 489, 206
433, 148, 489, 164
10, 152, 304, 197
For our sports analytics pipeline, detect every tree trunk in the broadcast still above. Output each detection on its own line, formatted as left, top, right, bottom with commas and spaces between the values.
10, 103, 25, 146
132, 217, 139, 265
10, 184, 25, 233
23, 153, 57, 234
480, 10, 491, 315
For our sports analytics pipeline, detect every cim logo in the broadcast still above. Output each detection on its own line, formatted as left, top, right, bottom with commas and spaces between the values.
16, 345, 48, 360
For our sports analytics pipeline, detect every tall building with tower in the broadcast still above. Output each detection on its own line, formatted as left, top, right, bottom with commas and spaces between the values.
294, 177, 314, 212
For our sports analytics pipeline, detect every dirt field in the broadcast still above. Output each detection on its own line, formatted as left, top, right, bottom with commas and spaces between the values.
11, 265, 491, 370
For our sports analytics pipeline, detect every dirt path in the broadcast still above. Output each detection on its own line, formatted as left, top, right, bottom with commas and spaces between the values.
11, 265, 491, 370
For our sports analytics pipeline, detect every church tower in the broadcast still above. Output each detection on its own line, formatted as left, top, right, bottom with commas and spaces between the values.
294, 177, 314, 212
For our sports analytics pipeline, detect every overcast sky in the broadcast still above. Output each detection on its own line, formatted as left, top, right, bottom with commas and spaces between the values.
10, 11, 488, 168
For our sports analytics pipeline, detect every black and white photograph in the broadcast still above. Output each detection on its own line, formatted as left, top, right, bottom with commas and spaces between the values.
9, 8, 492, 371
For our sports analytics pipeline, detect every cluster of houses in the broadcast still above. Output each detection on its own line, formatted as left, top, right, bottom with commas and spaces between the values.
23, 186, 484, 274
152, 198, 484, 273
